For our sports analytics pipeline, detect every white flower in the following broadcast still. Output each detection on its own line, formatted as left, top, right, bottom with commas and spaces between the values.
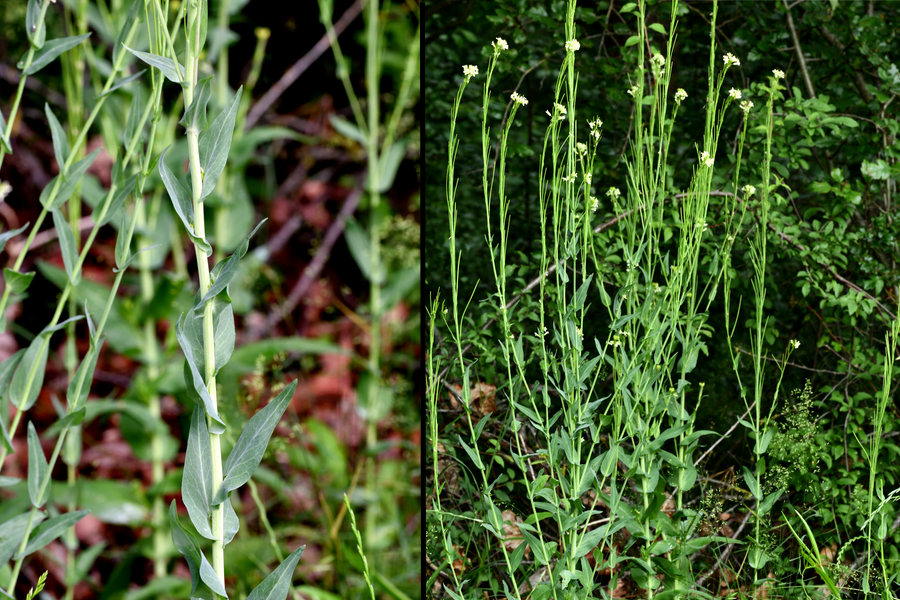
511, 91, 528, 106
772, 69, 785, 80
722, 52, 741, 68
590, 196, 599, 212
674, 88, 688, 103
588, 117, 603, 140
740, 99, 754, 114
554, 102, 567, 118
492, 37, 509, 54
565, 39, 581, 53
606, 187, 621, 200
790, 339, 800, 350
742, 184, 756, 197
462, 64, 479, 81
575, 326, 583, 340
700, 150, 714, 168
576, 142, 587, 155
650, 53, 666, 69
627, 85, 639, 97
584, 173, 592, 185
728, 88, 742, 100
537, 326, 549, 338
561, 173, 577, 183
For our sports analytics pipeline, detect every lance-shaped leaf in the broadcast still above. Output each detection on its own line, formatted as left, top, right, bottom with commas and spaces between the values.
17, 510, 88, 558
100, 70, 145, 98
0, 224, 28, 254
175, 314, 226, 434
181, 76, 212, 132
39, 148, 101, 211
0, 348, 25, 401
198, 219, 266, 308
169, 502, 226, 599
158, 146, 212, 255
213, 380, 297, 504
27, 422, 49, 507
198, 86, 242, 199
51, 208, 80, 284
122, 44, 183, 83
66, 344, 100, 411
44, 104, 68, 172
223, 496, 239, 546
184, 297, 234, 375
25, 0, 46, 49
10, 316, 83, 411
22, 33, 91, 75
245, 544, 305, 600
183, 406, 214, 540
0, 512, 46, 564
0, 108, 11, 153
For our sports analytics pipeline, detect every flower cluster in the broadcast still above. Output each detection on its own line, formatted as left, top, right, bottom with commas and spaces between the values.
561, 173, 577, 183
576, 142, 587, 155
584, 173, 592, 185
462, 64, 479, 82
790, 339, 800, 350
740, 99, 754, 114
627, 84, 639, 97
537, 326, 549, 338
674, 88, 688, 103
742, 184, 757, 197
700, 150, 714, 168
606, 186, 621, 200
589, 196, 599, 213
722, 52, 741, 68
772, 68, 785, 80
492, 37, 509, 54
565, 39, 580, 52
650, 52, 666, 70
511, 91, 528, 106
728, 88, 742, 100
588, 117, 603, 140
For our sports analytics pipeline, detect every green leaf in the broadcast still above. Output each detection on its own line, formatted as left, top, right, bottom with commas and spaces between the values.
245, 545, 306, 600
0, 109, 12, 154
0, 223, 29, 254
758, 488, 784, 517
625, 35, 640, 47
175, 314, 227, 434
743, 466, 761, 500
648, 23, 667, 35
343, 217, 383, 284
168, 502, 225, 599
25, 0, 46, 49
44, 104, 69, 172
620, 2, 637, 13
11, 332, 50, 412
198, 219, 265, 308
23, 33, 91, 75
180, 77, 212, 132
18, 510, 88, 558
213, 380, 298, 504
100, 70, 146, 98
183, 406, 214, 540
3, 268, 35, 295
122, 45, 183, 83
67, 344, 100, 411
158, 146, 212, 255
223, 496, 239, 546
184, 297, 234, 374
374, 140, 406, 193
40, 149, 101, 211
329, 114, 367, 145
381, 265, 419, 310
0, 512, 46, 565
51, 208, 80, 284
27, 422, 50, 507
861, 159, 891, 180
198, 86, 242, 199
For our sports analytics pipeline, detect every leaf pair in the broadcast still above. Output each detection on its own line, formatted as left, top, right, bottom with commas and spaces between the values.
181, 380, 297, 540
